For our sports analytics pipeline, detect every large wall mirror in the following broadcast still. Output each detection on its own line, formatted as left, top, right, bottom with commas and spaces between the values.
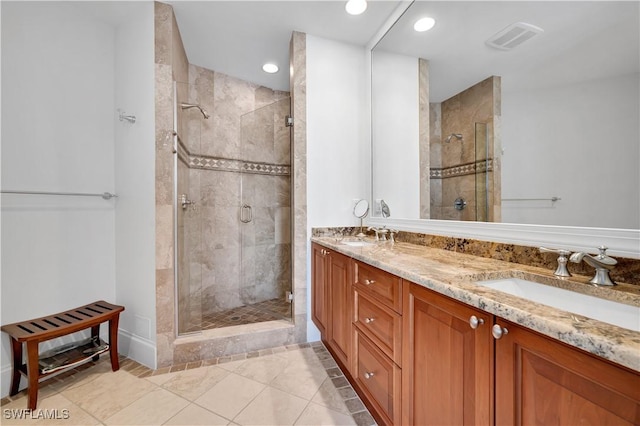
371, 1, 639, 232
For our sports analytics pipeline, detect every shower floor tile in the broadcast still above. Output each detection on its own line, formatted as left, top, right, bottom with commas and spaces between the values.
190, 297, 292, 331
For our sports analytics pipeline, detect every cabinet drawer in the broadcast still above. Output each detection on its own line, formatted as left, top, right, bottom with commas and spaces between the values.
353, 261, 402, 313
354, 291, 402, 365
354, 330, 401, 426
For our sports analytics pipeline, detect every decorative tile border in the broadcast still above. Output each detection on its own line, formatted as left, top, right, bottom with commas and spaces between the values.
176, 138, 290, 176
430, 158, 493, 179
176, 137, 189, 166
190, 155, 290, 176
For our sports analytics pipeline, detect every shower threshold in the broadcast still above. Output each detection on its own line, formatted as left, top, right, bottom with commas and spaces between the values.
187, 298, 291, 332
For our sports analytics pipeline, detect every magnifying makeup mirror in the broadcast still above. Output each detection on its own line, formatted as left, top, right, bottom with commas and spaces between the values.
353, 199, 370, 239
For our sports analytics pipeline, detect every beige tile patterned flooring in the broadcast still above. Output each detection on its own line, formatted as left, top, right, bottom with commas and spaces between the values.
1, 342, 376, 426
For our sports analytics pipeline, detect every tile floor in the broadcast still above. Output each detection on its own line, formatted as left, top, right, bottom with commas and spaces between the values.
1, 342, 376, 426
187, 299, 292, 332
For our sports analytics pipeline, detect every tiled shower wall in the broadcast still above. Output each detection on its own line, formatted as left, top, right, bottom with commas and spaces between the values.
430, 76, 502, 222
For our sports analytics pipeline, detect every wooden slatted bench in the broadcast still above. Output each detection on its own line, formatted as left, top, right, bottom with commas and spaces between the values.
1, 300, 124, 410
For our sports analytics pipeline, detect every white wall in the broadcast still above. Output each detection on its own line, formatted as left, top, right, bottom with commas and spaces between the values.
502, 73, 640, 229
371, 51, 420, 219
114, 3, 157, 369
1, 2, 116, 396
0, 2, 158, 395
306, 35, 369, 341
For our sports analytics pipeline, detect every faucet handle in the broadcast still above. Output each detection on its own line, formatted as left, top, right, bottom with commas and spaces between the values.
595, 246, 617, 266
597, 245, 610, 258
539, 247, 571, 256
388, 229, 398, 243
539, 247, 572, 278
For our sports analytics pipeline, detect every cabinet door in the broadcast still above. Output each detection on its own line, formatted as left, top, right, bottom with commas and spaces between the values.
403, 282, 493, 426
311, 243, 328, 335
495, 319, 640, 426
327, 250, 351, 368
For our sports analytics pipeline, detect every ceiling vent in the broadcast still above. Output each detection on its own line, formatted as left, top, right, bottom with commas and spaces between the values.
485, 22, 544, 51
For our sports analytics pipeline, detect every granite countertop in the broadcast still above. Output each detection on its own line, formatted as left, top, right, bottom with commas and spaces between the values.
311, 236, 640, 372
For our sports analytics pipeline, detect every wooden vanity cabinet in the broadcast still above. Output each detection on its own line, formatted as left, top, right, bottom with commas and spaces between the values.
312, 242, 640, 426
494, 319, 640, 426
402, 282, 494, 426
311, 243, 351, 369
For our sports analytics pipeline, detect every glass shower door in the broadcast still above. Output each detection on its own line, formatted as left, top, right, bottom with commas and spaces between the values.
239, 97, 293, 323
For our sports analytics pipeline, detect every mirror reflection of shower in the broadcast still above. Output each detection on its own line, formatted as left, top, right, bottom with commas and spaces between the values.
445, 133, 463, 143
181, 103, 210, 119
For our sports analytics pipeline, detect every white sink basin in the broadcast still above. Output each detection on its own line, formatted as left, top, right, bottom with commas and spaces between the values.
477, 278, 640, 332
341, 240, 374, 247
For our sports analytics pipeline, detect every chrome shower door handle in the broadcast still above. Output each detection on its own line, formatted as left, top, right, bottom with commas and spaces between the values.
240, 204, 253, 223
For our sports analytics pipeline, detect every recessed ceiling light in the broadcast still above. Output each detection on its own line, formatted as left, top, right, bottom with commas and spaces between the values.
414, 17, 436, 32
262, 63, 279, 74
345, 0, 367, 16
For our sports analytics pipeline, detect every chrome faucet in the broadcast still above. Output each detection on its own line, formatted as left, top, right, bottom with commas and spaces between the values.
569, 246, 617, 286
367, 226, 388, 241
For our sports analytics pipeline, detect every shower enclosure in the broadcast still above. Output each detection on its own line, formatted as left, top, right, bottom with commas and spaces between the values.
173, 77, 293, 335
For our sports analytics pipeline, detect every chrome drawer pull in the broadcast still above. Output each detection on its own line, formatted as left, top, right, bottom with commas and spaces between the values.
364, 372, 375, 379
363, 279, 376, 285
364, 317, 375, 324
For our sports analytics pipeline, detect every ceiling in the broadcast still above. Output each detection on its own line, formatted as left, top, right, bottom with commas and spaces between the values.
375, 1, 640, 102
70, 1, 638, 99
167, 1, 402, 91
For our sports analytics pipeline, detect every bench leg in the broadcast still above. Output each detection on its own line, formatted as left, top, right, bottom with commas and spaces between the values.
108, 315, 120, 371
25, 341, 39, 410
90, 325, 100, 361
9, 338, 22, 396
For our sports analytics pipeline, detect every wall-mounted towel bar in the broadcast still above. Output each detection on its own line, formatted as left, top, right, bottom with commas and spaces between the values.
1, 190, 118, 200
502, 197, 561, 202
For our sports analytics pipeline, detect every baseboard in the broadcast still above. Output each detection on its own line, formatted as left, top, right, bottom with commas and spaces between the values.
117, 329, 156, 370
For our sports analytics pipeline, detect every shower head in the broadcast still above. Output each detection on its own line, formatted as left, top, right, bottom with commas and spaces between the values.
181, 103, 210, 119
445, 133, 463, 143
